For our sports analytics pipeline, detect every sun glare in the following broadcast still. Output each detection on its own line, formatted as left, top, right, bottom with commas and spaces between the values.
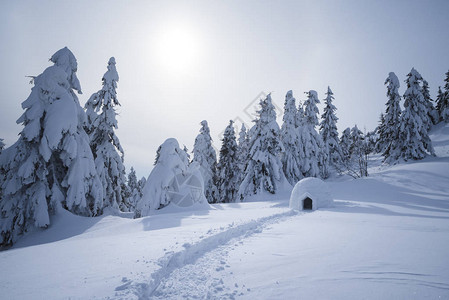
155, 26, 200, 72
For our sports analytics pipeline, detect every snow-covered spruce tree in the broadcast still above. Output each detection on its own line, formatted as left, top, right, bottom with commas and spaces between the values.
319, 86, 342, 167
192, 120, 218, 203
183, 145, 191, 163
380, 72, 402, 163
236, 123, 249, 185
281, 90, 302, 185
435, 87, 447, 123
364, 130, 377, 155
217, 121, 240, 203
238, 94, 285, 199
295, 100, 306, 164
437, 70, 449, 122
137, 176, 146, 196
125, 168, 146, 212
347, 125, 368, 177
135, 138, 200, 217
339, 127, 352, 166
85, 57, 126, 211
0, 47, 102, 246
299, 90, 327, 178
422, 79, 438, 127
396, 68, 435, 161
0, 139, 4, 201
375, 113, 386, 153
0, 139, 4, 154
123, 167, 138, 211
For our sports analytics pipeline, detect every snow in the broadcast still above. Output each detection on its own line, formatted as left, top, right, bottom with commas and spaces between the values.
136, 138, 207, 217
0, 125, 448, 299
289, 177, 333, 210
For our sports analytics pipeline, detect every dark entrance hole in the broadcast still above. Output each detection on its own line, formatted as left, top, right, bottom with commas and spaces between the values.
303, 197, 313, 210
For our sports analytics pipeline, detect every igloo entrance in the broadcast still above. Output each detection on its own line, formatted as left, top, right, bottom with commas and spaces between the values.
303, 197, 313, 210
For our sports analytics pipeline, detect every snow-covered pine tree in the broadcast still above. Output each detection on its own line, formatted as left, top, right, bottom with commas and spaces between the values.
238, 94, 285, 199
85, 57, 126, 211
435, 87, 446, 123
135, 138, 204, 217
295, 100, 306, 166
339, 127, 352, 164
296, 101, 305, 127
127, 167, 138, 194
192, 120, 218, 203
320, 86, 342, 167
281, 90, 302, 185
422, 79, 438, 127
183, 145, 191, 163
0, 47, 102, 246
380, 72, 402, 163
299, 90, 327, 178
217, 121, 240, 203
396, 68, 435, 161
365, 130, 377, 154
236, 123, 249, 185
123, 167, 145, 212
0, 139, 4, 201
0, 139, 4, 155
375, 113, 386, 153
137, 176, 146, 196
437, 70, 449, 122
123, 167, 138, 211
349, 125, 368, 177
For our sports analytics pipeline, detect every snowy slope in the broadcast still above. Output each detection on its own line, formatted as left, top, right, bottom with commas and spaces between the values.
0, 124, 448, 300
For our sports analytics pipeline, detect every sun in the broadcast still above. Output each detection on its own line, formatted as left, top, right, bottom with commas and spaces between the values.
155, 26, 200, 72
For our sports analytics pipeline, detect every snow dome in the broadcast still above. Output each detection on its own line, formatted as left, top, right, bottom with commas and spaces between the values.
289, 177, 333, 211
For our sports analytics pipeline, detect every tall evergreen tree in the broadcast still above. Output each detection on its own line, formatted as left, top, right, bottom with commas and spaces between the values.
380, 72, 402, 163
396, 68, 434, 161
339, 127, 352, 164
422, 79, 438, 127
192, 120, 218, 203
320, 86, 341, 167
217, 121, 240, 203
85, 57, 126, 211
375, 113, 386, 153
299, 90, 326, 178
124, 167, 145, 212
183, 145, 191, 163
236, 123, 249, 185
238, 94, 284, 199
281, 90, 302, 185
437, 70, 449, 122
0, 48, 102, 246
349, 125, 368, 177
123, 167, 137, 210
435, 87, 446, 122
0, 139, 4, 203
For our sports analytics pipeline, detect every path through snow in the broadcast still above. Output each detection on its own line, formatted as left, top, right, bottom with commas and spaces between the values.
113, 210, 298, 299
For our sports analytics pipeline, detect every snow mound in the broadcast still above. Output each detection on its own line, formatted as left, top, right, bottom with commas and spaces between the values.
289, 177, 333, 210
136, 138, 207, 217
430, 122, 449, 157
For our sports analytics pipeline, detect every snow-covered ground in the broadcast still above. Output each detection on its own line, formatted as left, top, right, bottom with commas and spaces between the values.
1, 124, 448, 300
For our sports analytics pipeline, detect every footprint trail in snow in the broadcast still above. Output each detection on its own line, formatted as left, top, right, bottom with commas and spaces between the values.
113, 210, 298, 299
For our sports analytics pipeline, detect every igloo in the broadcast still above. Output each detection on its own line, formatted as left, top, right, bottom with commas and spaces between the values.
289, 177, 333, 211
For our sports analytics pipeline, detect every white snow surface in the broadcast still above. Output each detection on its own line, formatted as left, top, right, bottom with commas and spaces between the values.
289, 177, 333, 210
1, 124, 449, 299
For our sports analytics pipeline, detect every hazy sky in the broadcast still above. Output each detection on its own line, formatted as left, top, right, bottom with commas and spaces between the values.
1, 0, 448, 178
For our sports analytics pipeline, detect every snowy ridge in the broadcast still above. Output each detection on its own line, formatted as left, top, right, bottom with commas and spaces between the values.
113, 209, 298, 299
